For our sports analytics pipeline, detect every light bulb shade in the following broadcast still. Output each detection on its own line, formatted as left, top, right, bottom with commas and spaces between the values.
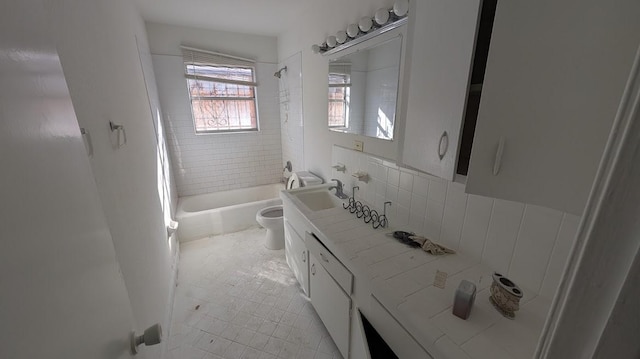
347, 24, 360, 38
326, 36, 337, 48
374, 8, 390, 26
393, 0, 409, 17
311, 44, 321, 54
336, 30, 347, 44
358, 16, 373, 32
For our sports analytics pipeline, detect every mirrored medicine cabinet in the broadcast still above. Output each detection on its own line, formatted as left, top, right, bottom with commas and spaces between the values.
325, 24, 406, 141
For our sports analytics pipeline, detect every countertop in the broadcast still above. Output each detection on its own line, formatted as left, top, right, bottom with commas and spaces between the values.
282, 187, 550, 359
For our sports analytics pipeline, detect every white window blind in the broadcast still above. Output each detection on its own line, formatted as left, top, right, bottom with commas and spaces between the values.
182, 46, 259, 133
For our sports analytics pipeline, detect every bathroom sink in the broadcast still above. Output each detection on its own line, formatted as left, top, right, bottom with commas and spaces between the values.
294, 190, 343, 211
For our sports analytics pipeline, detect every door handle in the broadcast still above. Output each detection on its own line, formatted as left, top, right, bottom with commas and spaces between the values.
302, 251, 306, 263
320, 252, 329, 263
311, 263, 316, 276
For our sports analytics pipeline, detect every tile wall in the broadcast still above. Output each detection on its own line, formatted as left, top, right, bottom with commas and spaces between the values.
331, 145, 580, 299
152, 55, 283, 197
278, 52, 305, 175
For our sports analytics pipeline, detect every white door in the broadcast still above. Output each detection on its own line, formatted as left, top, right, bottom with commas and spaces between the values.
0, 2, 139, 359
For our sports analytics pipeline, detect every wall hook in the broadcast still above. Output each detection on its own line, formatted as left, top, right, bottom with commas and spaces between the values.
110, 121, 127, 148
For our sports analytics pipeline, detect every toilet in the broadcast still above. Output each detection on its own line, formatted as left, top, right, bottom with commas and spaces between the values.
256, 171, 322, 250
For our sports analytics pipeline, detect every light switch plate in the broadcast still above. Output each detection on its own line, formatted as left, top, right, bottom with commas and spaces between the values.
354, 140, 364, 152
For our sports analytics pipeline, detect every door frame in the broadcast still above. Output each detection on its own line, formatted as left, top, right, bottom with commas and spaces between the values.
537, 44, 640, 357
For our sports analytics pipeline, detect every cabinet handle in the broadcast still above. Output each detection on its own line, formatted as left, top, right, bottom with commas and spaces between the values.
493, 136, 506, 176
302, 251, 306, 263
438, 131, 449, 160
311, 263, 316, 276
320, 252, 330, 263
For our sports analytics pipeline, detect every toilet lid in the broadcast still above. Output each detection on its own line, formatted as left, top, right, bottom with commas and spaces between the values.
287, 173, 300, 189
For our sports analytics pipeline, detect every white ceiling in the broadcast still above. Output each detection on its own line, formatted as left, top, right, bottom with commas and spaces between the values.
134, 0, 307, 37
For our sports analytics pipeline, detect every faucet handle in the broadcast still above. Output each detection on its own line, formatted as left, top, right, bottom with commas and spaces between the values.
331, 179, 343, 187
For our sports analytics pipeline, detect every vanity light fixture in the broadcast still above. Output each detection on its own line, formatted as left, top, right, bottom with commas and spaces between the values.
310, 0, 409, 54
358, 16, 373, 32
326, 35, 337, 48
374, 8, 390, 26
336, 30, 348, 44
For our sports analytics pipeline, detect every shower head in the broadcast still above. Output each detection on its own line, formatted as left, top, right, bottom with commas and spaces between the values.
274, 66, 287, 78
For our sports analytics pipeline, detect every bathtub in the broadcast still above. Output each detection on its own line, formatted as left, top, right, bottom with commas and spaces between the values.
176, 183, 284, 242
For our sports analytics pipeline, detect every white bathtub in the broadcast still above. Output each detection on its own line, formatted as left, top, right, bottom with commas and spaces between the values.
176, 183, 284, 242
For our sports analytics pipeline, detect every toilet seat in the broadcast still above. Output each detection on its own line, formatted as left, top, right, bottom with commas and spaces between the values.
259, 206, 283, 218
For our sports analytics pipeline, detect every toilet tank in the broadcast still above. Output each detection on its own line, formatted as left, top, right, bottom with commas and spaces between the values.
287, 171, 323, 189
297, 171, 323, 186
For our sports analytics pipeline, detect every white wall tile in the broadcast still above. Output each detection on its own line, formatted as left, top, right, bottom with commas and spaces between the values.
428, 178, 448, 204
395, 205, 410, 227
440, 183, 468, 250
399, 171, 414, 192
154, 55, 282, 197
424, 199, 445, 241
413, 175, 429, 197
509, 205, 564, 292
540, 213, 581, 298
331, 145, 581, 299
387, 168, 400, 187
397, 188, 412, 209
385, 184, 399, 204
459, 195, 494, 260
482, 199, 525, 274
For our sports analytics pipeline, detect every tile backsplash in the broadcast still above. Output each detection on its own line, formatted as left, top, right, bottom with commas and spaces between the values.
152, 55, 283, 197
331, 145, 580, 299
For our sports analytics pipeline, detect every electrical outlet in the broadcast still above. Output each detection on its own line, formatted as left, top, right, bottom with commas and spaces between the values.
354, 140, 364, 152
434, 270, 448, 289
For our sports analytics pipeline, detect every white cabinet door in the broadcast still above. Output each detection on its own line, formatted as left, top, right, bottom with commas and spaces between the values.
400, 0, 481, 180
466, 0, 640, 215
0, 4, 139, 358
310, 255, 351, 359
284, 220, 309, 296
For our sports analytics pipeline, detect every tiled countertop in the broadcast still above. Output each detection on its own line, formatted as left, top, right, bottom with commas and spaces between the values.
282, 188, 550, 359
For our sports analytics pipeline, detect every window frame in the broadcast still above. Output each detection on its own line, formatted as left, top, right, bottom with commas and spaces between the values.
182, 46, 260, 135
328, 71, 351, 129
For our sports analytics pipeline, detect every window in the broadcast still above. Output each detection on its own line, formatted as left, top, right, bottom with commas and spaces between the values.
328, 64, 351, 128
182, 46, 259, 133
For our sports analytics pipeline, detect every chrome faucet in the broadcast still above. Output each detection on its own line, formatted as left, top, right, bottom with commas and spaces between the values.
329, 179, 349, 199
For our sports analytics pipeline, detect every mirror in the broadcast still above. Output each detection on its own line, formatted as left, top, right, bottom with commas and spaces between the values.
328, 35, 403, 140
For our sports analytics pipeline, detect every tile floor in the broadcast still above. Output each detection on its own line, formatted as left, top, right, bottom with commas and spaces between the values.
166, 228, 343, 359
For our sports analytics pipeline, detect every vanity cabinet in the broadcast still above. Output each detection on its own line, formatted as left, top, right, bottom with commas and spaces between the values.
366, 296, 433, 359
306, 232, 353, 358
284, 220, 309, 296
400, 0, 481, 180
465, 0, 640, 215
309, 253, 351, 358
